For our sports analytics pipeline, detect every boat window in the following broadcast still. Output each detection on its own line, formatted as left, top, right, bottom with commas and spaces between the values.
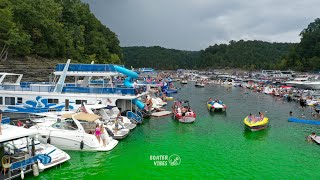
5, 97, 15, 105
48, 99, 59, 104
0, 97, 2, 105
17, 97, 23, 103
79, 121, 95, 132
76, 100, 87, 105
51, 119, 78, 130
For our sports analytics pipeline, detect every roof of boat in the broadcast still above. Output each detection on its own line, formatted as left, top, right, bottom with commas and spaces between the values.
0, 124, 37, 143
62, 112, 101, 122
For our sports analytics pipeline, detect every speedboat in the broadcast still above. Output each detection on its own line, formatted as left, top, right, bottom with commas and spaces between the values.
0, 124, 40, 179
84, 104, 137, 130
181, 80, 188, 84
79, 105, 130, 140
195, 81, 205, 87
244, 116, 269, 131
6, 136, 70, 171
207, 101, 227, 112
0, 124, 69, 179
30, 112, 118, 151
172, 100, 196, 123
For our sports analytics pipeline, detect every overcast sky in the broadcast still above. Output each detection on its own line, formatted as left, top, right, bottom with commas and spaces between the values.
84, 0, 320, 50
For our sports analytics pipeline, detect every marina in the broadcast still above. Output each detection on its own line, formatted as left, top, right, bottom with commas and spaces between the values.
2, 0, 320, 179
11, 79, 320, 179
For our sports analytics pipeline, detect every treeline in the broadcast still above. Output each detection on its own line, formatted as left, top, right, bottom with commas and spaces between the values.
0, 0, 121, 64
123, 42, 294, 70
123, 46, 200, 70
198, 40, 294, 70
279, 18, 320, 71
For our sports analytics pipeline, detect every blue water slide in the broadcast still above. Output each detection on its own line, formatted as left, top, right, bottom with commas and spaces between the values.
132, 99, 145, 109
288, 117, 320, 125
114, 65, 145, 109
124, 77, 133, 87
114, 65, 138, 79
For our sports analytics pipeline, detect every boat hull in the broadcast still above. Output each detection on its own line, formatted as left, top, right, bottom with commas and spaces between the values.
177, 116, 196, 123
35, 129, 118, 151
207, 103, 227, 112
172, 111, 196, 123
243, 117, 269, 132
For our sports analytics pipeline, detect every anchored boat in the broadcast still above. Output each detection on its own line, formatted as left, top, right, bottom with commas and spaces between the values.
207, 101, 227, 112
30, 112, 118, 151
172, 100, 196, 123
244, 116, 269, 131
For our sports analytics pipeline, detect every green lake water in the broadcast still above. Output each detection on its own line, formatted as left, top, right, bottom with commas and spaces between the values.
28, 83, 320, 179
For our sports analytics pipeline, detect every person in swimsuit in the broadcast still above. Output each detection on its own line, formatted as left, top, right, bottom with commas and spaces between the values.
95, 124, 101, 143
100, 124, 107, 147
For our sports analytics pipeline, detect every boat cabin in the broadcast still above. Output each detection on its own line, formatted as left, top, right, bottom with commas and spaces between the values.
0, 125, 38, 180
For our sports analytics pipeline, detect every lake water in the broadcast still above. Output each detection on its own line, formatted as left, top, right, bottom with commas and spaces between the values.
28, 83, 320, 179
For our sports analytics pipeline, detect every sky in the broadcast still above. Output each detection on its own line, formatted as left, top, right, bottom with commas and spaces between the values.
84, 0, 320, 50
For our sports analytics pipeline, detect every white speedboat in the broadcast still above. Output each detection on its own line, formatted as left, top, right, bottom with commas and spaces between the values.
30, 112, 118, 151
0, 124, 39, 179
207, 102, 227, 112
285, 76, 309, 89
6, 136, 70, 171
195, 81, 205, 87
181, 80, 188, 84
84, 105, 137, 130
104, 121, 130, 140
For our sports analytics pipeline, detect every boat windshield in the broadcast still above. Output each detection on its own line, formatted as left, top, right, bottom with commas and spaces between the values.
79, 120, 96, 134
51, 118, 78, 130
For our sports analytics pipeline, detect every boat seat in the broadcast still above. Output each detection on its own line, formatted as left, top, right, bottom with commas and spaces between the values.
1, 155, 11, 175
99, 109, 111, 121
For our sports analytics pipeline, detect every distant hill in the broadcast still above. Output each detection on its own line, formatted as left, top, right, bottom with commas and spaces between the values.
122, 41, 295, 70
122, 46, 200, 70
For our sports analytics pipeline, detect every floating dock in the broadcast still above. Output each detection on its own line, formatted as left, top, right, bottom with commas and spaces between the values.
151, 111, 172, 117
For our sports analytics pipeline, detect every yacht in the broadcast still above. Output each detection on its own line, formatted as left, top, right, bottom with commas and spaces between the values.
0, 60, 148, 123
284, 76, 310, 89
302, 77, 320, 90
30, 112, 118, 151
260, 70, 295, 79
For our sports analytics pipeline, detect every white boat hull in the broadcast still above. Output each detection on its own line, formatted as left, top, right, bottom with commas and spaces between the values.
35, 128, 118, 151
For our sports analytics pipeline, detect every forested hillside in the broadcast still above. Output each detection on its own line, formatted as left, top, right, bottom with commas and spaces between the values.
198, 40, 294, 70
0, 0, 121, 64
278, 18, 320, 71
122, 46, 200, 70
123, 41, 294, 70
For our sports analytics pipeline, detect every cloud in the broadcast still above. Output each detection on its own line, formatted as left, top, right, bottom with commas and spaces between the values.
84, 0, 320, 50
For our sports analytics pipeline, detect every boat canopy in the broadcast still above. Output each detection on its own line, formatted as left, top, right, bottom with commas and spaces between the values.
62, 112, 101, 122
0, 124, 37, 143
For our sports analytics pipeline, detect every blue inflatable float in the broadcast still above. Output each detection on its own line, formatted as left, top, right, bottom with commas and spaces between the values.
288, 117, 320, 125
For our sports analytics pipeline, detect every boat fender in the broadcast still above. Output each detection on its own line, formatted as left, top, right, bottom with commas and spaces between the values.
47, 137, 51, 144
21, 169, 24, 179
32, 164, 39, 176
80, 140, 84, 150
